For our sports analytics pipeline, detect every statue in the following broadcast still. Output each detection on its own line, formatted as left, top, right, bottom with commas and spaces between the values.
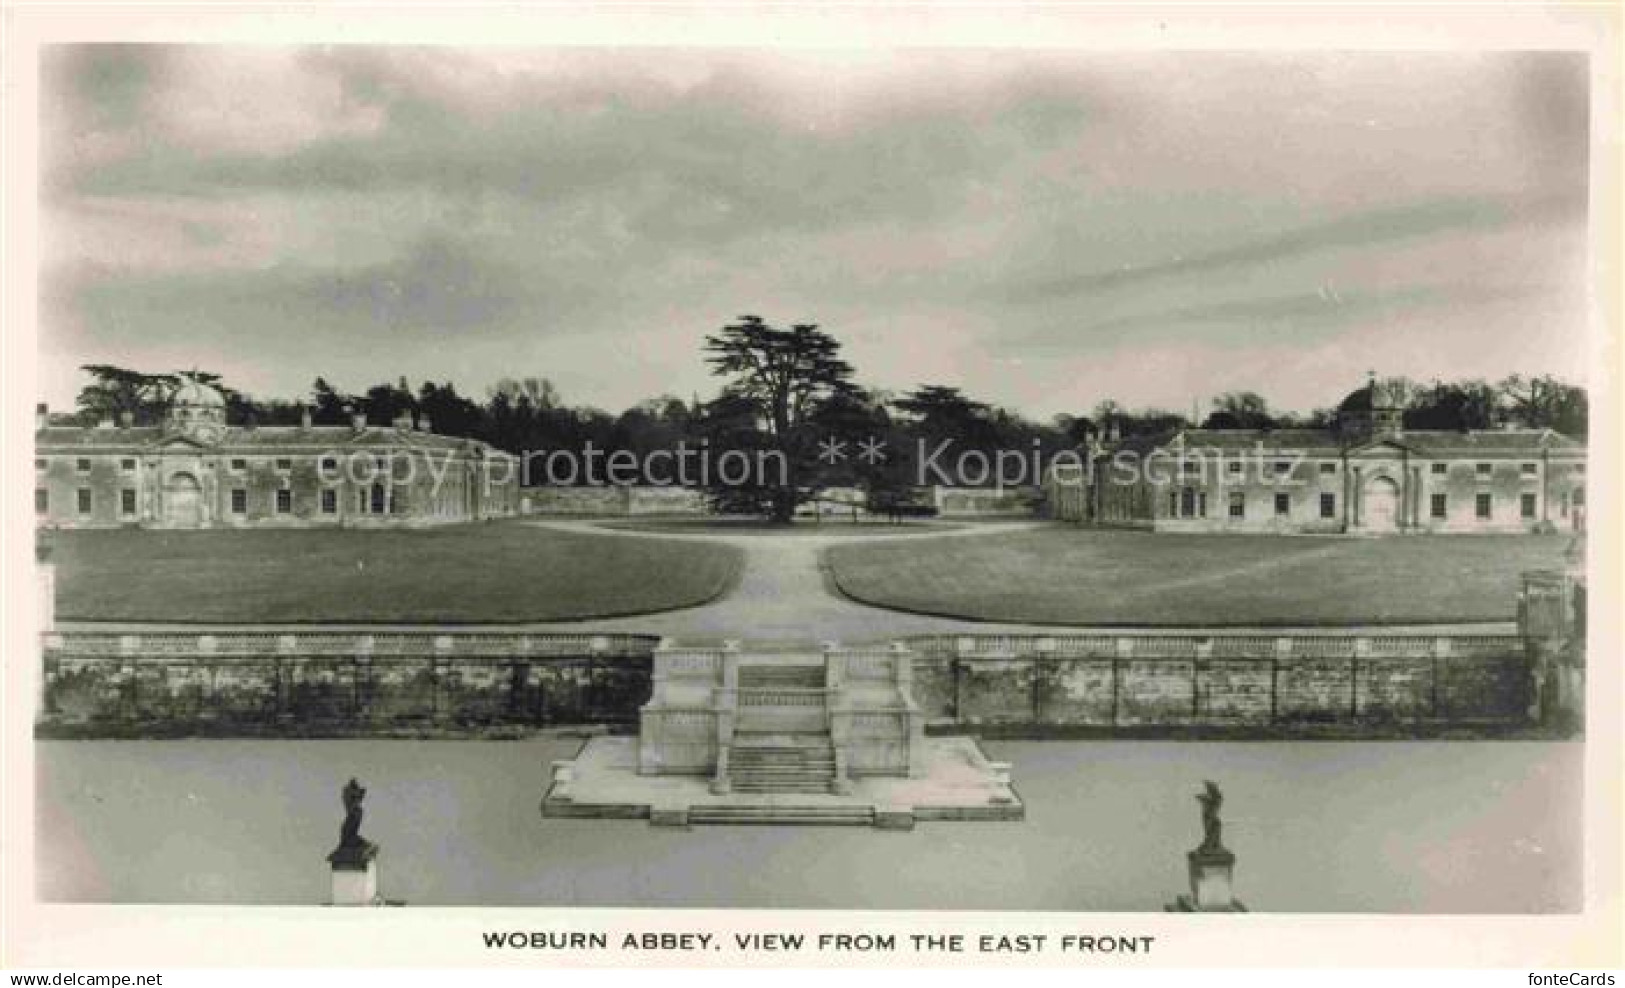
338, 777, 371, 850
328, 777, 383, 904
1195, 780, 1225, 854
1168, 780, 1245, 912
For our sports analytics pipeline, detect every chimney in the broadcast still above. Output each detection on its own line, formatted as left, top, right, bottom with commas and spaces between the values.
299, 405, 312, 430
118, 410, 133, 429
416, 413, 432, 433
348, 406, 366, 432
35, 402, 47, 431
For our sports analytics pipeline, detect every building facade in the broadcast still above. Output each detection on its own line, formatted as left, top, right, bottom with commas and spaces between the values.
35, 381, 520, 530
1049, 380, 1586, 535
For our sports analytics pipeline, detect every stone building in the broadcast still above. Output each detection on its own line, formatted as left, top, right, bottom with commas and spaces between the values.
1049, 378, 1586, 535
35, 380, 520, 529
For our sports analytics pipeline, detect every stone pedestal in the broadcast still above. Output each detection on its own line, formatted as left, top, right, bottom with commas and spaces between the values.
328, 842, 380, 906
1169, 848, 1245, 912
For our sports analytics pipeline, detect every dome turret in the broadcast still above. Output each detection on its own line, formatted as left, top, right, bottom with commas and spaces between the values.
167, 375, 228, 441
1336, 373, 1404, 439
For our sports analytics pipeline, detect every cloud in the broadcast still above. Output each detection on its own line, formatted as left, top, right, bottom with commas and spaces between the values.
37, 47, 1593, 418
998, 195, 1577, 304
1009, 282, 1564, 349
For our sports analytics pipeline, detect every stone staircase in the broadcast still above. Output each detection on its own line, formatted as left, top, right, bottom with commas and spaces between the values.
634, 641, 933, 826
727, 736, 837, 793
732, 662, 829, 737
697, 660, 848, 822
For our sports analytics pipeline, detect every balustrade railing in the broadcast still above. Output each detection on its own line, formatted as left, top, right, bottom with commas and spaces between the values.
725, 687, 830, 708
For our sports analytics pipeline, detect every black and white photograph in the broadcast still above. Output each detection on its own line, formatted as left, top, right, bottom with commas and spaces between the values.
3, 3, 1620, 975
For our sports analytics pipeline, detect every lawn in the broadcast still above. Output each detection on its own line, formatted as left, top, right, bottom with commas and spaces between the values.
49, 523, 741, 624
826, 526, 1574, 626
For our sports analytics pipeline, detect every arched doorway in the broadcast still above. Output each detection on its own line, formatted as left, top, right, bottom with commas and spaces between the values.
1364, 476, 1400, 533
163, 473, 204, 528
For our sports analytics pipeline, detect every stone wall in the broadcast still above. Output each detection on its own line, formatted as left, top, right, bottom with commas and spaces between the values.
931, 486, 1040, 517
522, 486, 707, 516
905, 634, 1531, 730
36, 630, 1535, 737
38, 632, 657, 736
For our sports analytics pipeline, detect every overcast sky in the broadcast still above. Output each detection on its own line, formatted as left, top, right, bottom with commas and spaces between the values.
40, 46, 1590, 419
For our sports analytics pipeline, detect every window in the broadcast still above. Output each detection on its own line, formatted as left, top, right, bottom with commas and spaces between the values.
230, 489, 247, 514
275, 458, 292, 471
1431, 493, 1447, 519
1270, 461, 1291, 477
1430, 463, 1447, 476
1198, 491, 1208, 518
1179, 487, 1197, 517
1475, 493, 1492, 519
120, 489, 136, 516
275, 489, 293, 514
358, 489, 369, 514
1521, 493, 1537, 519
35, 488, 48, 515
1574, 486, 1585, 508
230, 458, 247, 472
1319, 462, 1336, 475
1475, 462, 1492, 478
1180, 460, 1201, 477
1520, 462, 1537, 476
76, 458, 91, 473
35, 458, 47, 471
1226, 461, 1243, 475
1274, 493, 1290, 517
320, 489, 338, 515
390, 488, 407, 514
1228, 491, 1245, 519
319, 456, 338, 472
1574, 464, 1585, 476
76, 488, 92, 515
1320, 493, 1336, 519
121, 458, 136, 472
370, 483, 386, 514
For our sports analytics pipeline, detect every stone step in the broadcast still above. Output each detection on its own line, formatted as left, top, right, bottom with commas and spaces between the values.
733, 766, 835, 773
733, 746, 833, 755
732, 769, 835, 777
690, 806, 875, 826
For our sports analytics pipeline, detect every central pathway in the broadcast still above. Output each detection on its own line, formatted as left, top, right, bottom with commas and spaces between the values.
520, 518, 1064, 641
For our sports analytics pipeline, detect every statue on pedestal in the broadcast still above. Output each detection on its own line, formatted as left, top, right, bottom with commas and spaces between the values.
1167, 779, 1245, 912
1196, 780, 1225, 854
